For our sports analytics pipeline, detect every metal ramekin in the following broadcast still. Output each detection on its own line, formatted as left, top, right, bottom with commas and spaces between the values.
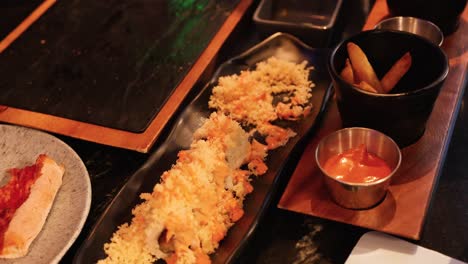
315, 127, 402, 209
375, 16, 444, 46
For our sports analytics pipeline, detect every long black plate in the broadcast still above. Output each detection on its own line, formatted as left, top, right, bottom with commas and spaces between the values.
73, 33, 332, 263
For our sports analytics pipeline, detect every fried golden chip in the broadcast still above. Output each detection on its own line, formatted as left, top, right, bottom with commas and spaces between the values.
347, 42, 383, 93
340, 58, 355, 84
381, 52, 412, 93
356, 81, 378, 93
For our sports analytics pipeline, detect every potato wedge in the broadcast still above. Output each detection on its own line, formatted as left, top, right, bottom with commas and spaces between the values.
347, 42, 383, 93
340, 59, 355, 84
356, 81, 378, 93
381, 52, 412, 93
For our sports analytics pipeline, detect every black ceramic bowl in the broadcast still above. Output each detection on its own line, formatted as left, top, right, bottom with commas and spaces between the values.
329, 30, 449, 147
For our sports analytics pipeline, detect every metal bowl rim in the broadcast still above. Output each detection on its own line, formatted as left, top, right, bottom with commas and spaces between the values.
374, 16, 444, 46
315, 127, 402, 187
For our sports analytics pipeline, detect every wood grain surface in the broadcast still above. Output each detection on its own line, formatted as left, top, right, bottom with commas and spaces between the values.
0, 0, 252, 153
278, 0, 468, 240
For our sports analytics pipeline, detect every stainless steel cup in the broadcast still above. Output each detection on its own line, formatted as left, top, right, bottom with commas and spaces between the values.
315, 127, 402, 209
375, 16, 444, 46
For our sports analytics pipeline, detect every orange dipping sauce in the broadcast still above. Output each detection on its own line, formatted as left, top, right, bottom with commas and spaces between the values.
322, 144, 392, 183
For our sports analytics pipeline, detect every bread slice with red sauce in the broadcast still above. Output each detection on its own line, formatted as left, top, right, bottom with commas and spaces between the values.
0, 155, 64, 258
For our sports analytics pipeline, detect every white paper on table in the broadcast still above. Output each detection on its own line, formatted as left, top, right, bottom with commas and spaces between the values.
345, 231, 466, 264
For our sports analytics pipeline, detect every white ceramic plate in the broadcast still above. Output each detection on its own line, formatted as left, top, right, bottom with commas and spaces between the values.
0, 125, 91, 264
346, 231, 466, 264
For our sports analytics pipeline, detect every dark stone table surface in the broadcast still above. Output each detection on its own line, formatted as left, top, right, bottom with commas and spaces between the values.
0, 0, 240, 132
13, 0, 461, 263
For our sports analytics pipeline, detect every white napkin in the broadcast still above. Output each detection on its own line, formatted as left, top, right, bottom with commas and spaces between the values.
345, 231, 466, 264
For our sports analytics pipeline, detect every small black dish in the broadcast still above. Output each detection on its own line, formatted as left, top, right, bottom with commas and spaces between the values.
253, 0, 343, 47
328, 30, 449, 147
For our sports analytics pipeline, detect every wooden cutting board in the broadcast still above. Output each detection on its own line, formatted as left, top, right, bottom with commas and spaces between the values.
278, 0, 468, 240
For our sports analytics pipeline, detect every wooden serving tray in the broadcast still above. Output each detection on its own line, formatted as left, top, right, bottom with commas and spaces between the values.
0, 0, 252, 153
278, 0, 468, 240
